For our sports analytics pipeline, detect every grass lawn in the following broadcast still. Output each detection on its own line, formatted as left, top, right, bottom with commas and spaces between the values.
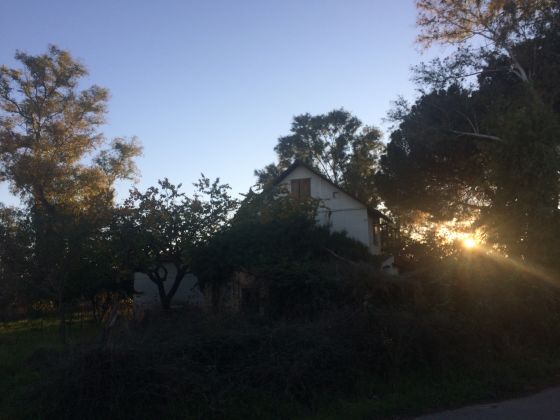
0, 318, 99, 419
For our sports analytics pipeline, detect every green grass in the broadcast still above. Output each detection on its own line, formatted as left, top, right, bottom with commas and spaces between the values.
0, 318, 99, 419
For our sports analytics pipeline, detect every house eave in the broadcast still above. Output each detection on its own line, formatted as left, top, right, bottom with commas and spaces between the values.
273, 160, 392, 223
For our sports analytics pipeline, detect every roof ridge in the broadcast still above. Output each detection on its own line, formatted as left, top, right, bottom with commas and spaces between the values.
273, 160, 391, 222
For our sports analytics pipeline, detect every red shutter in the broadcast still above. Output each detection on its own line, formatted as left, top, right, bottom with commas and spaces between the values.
301, 178, 310, 198
291, 179, 300, 198
290, 178, 311, 200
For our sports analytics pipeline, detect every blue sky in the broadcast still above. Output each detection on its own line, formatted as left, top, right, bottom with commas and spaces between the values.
0, 0, 441, 204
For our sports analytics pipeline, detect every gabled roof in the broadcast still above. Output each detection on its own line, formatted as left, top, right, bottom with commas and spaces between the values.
274, 160, 391, 222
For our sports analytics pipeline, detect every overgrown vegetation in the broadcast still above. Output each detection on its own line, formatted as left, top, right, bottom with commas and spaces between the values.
20, 255, 560, 419
192, 191, 382, 316
2, 2, 560, 419
378, 0, 560, 268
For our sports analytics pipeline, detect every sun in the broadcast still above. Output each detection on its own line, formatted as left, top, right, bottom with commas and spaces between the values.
463, 237, 477, 249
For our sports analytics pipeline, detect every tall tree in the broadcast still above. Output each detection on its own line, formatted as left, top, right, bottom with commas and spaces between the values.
0, 46, 141, 334
378, 4, 560, 265
416, 0, 557, 84
255, 109, 384, 206
378, 85, 488, 221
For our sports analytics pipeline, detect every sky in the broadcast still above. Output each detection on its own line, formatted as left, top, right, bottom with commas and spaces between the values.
0, 0, 441, 204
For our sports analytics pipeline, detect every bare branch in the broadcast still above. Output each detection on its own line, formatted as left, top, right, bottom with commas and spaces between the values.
448, 129, 506, 143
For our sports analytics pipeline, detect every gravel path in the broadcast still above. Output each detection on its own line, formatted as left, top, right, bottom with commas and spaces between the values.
415, 386, 560, 419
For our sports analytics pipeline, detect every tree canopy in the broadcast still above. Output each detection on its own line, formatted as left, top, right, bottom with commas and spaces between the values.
0, 46, 141, 211
255, 109, 384, 206
377, 3, 560, 266
118, 177, 238, 309
0, 46, 142, 330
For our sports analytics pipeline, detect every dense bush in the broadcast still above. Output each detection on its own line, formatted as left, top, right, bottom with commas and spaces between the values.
30, 311, 368, 419
28, 252, 560, 419
192, 192, 385, 317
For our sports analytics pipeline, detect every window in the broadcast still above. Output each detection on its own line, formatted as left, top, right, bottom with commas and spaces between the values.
291, 178, 311, 200
332, 191, 338, 199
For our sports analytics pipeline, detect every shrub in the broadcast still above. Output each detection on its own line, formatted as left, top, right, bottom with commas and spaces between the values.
28, 232, 560, 419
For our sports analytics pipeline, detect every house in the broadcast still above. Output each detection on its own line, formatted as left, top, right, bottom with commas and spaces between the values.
134, 267, 204, 309
274, 161, 392, 256
134, 161, 396, 311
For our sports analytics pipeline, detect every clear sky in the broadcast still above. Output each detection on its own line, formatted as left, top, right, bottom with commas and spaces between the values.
0, 0, 440, 204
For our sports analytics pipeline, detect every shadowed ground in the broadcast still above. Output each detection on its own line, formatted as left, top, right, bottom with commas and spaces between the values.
416, 386, 560, 420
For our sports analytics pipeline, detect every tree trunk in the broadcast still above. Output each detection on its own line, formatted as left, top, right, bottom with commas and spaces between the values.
150, 266, 187, 311
154, 280, 170, 310
165, 266, 187, 307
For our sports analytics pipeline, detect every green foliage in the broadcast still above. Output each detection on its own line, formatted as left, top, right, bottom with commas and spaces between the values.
378, 85, 485, 220
415, 0, 558, 56
378, 9, 560, 266
0, 206, 35, 313
0, 45, 141, 210
26, 259, 560, 419
0, 202, 131, 322
255, 109, 384, 206
193, 191, 380, 316
0, 46, 142, 327
118, 176, 238, 309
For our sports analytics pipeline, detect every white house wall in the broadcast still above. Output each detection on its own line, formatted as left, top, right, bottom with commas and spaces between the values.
279, 166, 378, 253
134, 264, 204, 308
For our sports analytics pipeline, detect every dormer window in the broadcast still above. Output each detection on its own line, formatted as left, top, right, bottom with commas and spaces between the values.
291, 178, 311, 200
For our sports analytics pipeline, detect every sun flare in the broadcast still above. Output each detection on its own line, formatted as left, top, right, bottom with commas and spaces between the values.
463, 238, 477, 249
427, 217, 481, 249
